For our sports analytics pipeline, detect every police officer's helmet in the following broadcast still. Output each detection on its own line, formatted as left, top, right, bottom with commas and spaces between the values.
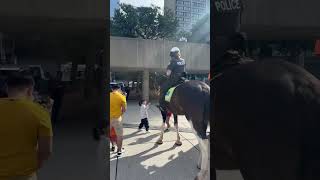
170, 47, 180, 57
170, 47, 180, 53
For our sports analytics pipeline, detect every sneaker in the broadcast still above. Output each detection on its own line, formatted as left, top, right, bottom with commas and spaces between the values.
116, 148, 125, 157
164, 128, 170, 132
111, 146, 115, 152
116, 152, 122, 157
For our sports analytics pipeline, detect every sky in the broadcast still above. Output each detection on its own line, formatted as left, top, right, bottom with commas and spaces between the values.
110, 0, 164, 17
120, 0, 163, 8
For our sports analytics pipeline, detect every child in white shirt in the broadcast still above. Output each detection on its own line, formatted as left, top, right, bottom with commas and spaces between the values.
138, 100, 150, 132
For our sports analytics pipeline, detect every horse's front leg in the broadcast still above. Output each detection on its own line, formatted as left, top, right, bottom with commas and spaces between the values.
156, 123, 165, 144
174, 114, 182, 146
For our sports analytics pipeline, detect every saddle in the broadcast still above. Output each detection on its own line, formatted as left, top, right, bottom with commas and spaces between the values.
159, 75, 187, 110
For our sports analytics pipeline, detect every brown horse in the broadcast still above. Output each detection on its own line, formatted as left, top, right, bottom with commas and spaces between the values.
212, 56, 320, 180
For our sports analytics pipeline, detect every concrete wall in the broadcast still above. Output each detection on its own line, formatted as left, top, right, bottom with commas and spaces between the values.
110, 37, 210, 72
241, 0, 320, 39
242, 0, 320, 27
0, 0, 106, 19
0, 0, 107, 34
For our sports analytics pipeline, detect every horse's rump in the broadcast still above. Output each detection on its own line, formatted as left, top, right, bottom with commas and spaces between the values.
212, 59, 320, 179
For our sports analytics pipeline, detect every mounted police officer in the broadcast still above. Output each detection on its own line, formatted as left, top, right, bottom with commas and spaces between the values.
158, 47, 186, 110
166, 47, 186, 83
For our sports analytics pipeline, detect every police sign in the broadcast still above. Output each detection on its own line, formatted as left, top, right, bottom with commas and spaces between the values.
214, 0, 241, 13
213, 0, 242, 36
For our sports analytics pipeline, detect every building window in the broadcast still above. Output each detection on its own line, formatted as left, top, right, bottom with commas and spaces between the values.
177, 6, 183, 10
184, 7, 190, 10
183, 1, 190, 6
183, 12, 191, 17
177, 12, 184, 16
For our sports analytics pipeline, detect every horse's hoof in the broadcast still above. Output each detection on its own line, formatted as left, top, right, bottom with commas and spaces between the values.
175, 141, 182, 146
156, 140, 163, 144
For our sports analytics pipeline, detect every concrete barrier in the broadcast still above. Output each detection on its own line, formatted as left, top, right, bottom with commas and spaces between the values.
110, 36, 210, 72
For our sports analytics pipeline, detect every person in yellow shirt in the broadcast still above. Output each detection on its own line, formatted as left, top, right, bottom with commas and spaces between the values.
0, 75, 53, 180
110, 84, 127, 157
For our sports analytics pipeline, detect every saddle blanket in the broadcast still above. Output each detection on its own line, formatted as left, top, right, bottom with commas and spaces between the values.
165, 86, 177, 102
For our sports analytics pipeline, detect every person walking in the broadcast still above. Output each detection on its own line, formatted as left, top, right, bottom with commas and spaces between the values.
138, 100, 150, 132
0, 75, 53, 180
110, 84, 127, 157
50, 72, 64, 125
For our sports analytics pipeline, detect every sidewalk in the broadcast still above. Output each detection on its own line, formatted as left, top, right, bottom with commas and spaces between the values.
111, 101, 243, 180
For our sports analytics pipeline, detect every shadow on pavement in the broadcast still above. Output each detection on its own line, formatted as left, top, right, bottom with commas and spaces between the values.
110, 145, 200, 180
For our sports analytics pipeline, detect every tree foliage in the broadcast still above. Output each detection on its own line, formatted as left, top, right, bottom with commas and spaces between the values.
111, 4, 178, 40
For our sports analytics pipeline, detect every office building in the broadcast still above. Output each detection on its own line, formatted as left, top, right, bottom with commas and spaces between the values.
165, 0, 210, 32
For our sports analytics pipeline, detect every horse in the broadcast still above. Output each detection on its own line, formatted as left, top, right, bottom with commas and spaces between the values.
211, 53, 320, 180
155, 74, 210, 180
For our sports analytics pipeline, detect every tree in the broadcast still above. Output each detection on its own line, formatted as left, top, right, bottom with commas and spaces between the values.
111, 4, 178, 40
158, 8, 179, 40
111, 4, 138, 38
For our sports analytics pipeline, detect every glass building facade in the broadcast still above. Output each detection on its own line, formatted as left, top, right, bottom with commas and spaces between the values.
174, 0, 209, 31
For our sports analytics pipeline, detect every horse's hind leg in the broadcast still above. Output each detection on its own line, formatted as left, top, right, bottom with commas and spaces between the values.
195, 137, 209, 180
174, 114, 182, 146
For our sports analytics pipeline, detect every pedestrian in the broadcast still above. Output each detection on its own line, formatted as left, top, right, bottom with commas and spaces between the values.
0, 74, 53, 180
110, 84, 127, 157
50, 71, 64, 125
138, 100, 150, 132
125, 85, 130, 101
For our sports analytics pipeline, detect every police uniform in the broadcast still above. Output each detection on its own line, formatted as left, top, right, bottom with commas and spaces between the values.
167, 58, 186, 80
213, 0, 243, 65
